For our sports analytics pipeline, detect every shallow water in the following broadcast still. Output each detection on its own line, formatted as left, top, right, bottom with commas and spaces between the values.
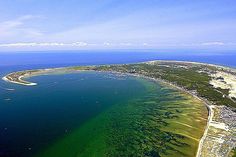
0, 71, 207, 157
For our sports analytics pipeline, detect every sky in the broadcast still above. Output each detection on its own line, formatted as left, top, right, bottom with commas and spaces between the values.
0, 0, 236, 51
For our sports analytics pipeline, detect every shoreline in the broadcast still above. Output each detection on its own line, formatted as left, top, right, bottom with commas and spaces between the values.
2, 60, 236, 86
2, 75, 37, 86
196, 104, 212, 157
127, 72, 212, 157
2, 60, 235, 157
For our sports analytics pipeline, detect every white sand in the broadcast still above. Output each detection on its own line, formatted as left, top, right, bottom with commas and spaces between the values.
2, 76, 37, 86
210, 71, 236, 99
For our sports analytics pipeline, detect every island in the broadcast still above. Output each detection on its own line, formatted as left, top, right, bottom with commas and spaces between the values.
3, 60, 236, 157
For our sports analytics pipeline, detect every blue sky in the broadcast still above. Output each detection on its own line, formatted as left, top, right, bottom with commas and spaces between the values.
0, 0, 236, 51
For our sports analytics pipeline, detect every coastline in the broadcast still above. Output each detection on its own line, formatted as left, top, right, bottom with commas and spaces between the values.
1, 67, 93, 86
196, 104, 212, 157
2, 71, 37, 86
2, 60, 236, 86
128, 73, 212, 157
2, 75, 37, 86
2, 60, 236, 157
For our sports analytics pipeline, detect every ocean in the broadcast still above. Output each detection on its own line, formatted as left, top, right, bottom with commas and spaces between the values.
0, 50, 236, 68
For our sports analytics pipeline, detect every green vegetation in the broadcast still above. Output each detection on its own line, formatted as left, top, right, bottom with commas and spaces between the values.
94, 62, 236, 108
231, 148, 236, 157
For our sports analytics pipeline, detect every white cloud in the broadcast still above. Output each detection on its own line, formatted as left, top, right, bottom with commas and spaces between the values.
103, 42, 111, 46
0, 15, 37, 31
0, 42, 153, 50
18, 15, 38, 21
2, 41, 236, 51
142, 43, 148, 46
0, 15, 43, 41
0, 42, 89, 47
201, 42, 225, 46
119, 43, 132, 46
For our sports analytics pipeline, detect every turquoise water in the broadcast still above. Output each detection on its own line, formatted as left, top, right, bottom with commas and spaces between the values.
0, 72, 146, 157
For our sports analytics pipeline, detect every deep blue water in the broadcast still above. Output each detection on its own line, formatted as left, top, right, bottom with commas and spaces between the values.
0, 50, 236, 69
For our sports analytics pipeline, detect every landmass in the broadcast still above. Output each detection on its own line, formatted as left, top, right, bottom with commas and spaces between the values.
3, 60, 236, 157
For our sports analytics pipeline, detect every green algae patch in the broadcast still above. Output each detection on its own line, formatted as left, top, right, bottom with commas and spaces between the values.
35, 78, 207, 157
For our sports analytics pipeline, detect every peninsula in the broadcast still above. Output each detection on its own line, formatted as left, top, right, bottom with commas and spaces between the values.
3, 60, 236, 157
